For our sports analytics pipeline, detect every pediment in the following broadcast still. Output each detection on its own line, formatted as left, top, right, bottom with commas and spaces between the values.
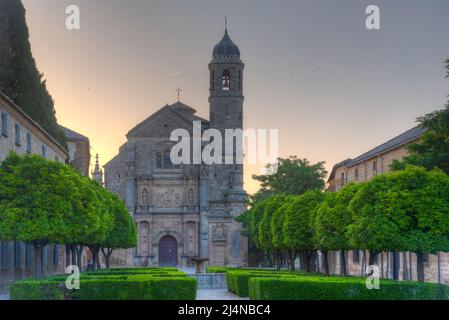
127, 105, 203, 138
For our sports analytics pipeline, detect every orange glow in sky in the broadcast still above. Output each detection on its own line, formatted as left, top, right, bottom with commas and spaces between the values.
21, 0, 449, 195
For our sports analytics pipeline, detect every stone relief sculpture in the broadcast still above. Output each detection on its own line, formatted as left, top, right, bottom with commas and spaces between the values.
154, 188, 182, 208
141, 188, 149, 205
186, 222, 196, 255
188, 189, 195, 205
211, 223, 227, 242
139, 222, 149, 256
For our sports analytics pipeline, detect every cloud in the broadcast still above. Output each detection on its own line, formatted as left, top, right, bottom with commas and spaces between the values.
168, 70, 185, 77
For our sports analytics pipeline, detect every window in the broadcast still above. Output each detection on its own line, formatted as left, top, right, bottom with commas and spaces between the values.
211, 70, 215, 91
354, 168, 359, 181
156, 153, 163, 169
55, 155, 59, 162
156, 150, 179, 169
26, 132, 32, 153
222, 70, 230, 91
373, 160, 377, 173
42, 145, 47, 158
15, 123, 21, 146
25, 244, 33, 267
14, 241, 21, 267
1, 112, 8, 137
353, 250, 360, 264
163, 150, 171, 168
238, 70, 242, 91
340, 172, 345, 187
1, 242, 9, 268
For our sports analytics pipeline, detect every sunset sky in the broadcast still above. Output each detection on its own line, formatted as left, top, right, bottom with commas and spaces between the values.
21, 0, 449, 194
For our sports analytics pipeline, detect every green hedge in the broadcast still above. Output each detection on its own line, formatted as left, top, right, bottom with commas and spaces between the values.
226, 270, 299, 297
206, 266, 229, 273
248, 276, 449, 300
10, 269, 196, 300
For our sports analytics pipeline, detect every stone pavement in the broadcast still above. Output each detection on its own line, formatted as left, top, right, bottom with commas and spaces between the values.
0, 294, 9, 301
196, 289, 249, 300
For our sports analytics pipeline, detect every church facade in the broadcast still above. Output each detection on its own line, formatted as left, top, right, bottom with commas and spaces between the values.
104, 28, 248, 268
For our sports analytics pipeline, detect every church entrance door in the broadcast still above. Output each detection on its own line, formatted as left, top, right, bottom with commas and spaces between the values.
159, 235, 178, 266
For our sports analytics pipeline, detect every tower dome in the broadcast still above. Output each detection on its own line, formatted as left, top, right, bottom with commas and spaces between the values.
212, 29, 240, 58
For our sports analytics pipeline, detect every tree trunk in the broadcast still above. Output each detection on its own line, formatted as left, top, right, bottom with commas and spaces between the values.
368, 251, 378, 266
33, 244, 43, 278
416, 252, 425, 282
386, 252, 390, 278
288, 250, 295, 272
339, 250, 347, 276
322, 250, 329, 275
402, 252, 408, 281
380, 253, 384, 278
71, 244, 77, 267
88, 246, 101, 271
76, 245, 84, 272
65, 244, 71, 268
409, 252, 413, 281
101, 247, 114, 269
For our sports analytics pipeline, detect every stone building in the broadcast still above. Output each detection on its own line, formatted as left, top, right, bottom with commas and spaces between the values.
60, 125, 91, 177
104, 27, 248, 268
326, 125, 449, 284
0, 90, 90, 292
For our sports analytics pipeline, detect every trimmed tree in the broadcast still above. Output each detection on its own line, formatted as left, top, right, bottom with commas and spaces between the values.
251, 156, 327, 203
283, 190, 325, 272
100, 194, 137, 269
0, 153, 77, 277
314, 183, 363, 275
271, 196, 295, 270
348, 166, 449, 281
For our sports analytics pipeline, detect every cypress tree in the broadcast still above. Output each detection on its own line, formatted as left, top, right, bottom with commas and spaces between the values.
0, 0, 66, 146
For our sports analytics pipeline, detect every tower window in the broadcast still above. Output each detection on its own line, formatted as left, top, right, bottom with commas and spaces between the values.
156, 154, 163, 168
222, 70, 230, 91
27, 132, 32, 153
238, 70, 242, 91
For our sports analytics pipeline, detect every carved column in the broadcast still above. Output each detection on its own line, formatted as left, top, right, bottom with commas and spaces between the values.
199, 166, 209, 259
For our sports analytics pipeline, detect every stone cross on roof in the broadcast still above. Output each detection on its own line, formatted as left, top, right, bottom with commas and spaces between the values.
175, 87, 183, 102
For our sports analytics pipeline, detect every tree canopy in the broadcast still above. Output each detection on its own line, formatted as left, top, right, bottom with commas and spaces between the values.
0, 0, 66, 146
391, 60, 449, 175
0, 153, 137, 276
251, 156, 327, 203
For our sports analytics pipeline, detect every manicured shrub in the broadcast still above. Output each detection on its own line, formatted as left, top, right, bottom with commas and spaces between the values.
9, 280, 65, 300
151, 277, 197, 300
248, 276, 449, 300
9, 269, 196, 300
206, 266, 229, 273
226, 270, 298, 297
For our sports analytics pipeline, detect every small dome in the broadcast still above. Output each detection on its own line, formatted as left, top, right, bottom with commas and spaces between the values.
212, 30, 240, 58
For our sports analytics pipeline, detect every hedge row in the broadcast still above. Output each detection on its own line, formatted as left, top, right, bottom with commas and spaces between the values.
10, 268, 196, 300
248, 276, 449, 300
226, 270, 301, 297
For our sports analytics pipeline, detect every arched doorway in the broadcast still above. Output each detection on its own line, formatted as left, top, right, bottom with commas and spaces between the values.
159, 235, 178, 266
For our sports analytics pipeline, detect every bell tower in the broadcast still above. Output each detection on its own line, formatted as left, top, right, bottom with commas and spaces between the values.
207, 24, 248, 266
208, 25, 245, 201
209, 26, 244, 132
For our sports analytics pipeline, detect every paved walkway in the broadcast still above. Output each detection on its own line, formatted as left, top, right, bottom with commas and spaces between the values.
0, 294, 9, 301
196, 289, 249, 300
